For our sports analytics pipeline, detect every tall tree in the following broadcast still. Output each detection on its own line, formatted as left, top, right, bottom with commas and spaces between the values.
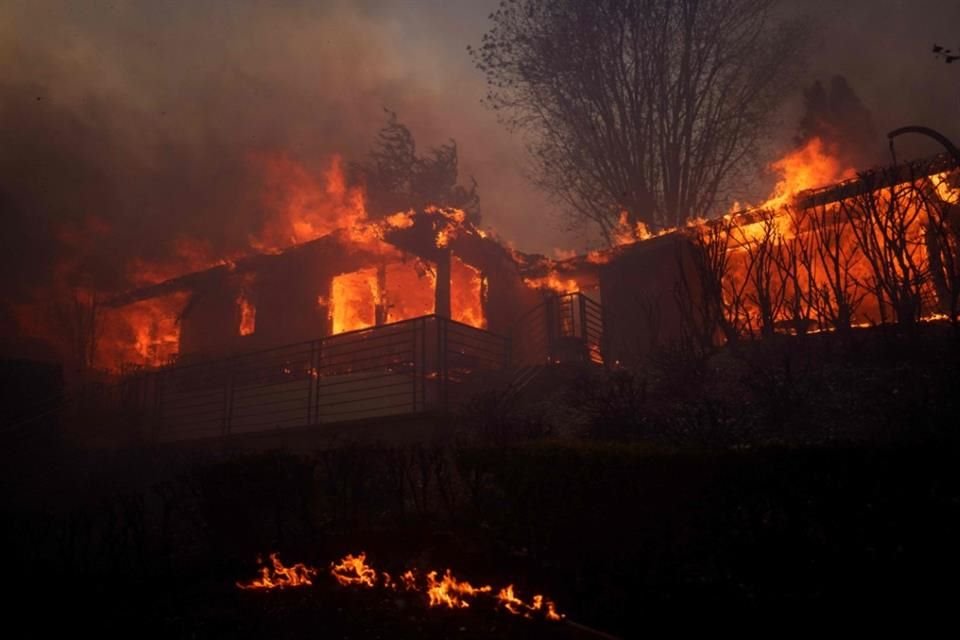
471, 0, 807, 241
352, 111, 480, 222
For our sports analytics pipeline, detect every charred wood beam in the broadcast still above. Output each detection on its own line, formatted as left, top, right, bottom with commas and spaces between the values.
795, 152, 957, 210
102, 234, 346, 308
102, 264, 231, 307
375, 262, 387, 325
679, 151, 960, 239
435, 248, 451, 319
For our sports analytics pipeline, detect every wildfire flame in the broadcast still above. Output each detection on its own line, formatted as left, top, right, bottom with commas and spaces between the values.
239, 551, 565, 622
330, 552, 377, 587
758, 137, 856, 211
95, 292, 188, 369
612, 211, 654, 246
523, 272, 580, 294
401, 569, 418, 591
451, 257, 486, 328
425, 569, 493, 609
237, 553, 318, 590
496, 585, 562, 621
329, 267, 380, 334
64, 132, 956, 372
932, 171, 960, 205
252, 153, 366, 253
238, 294, 256, 336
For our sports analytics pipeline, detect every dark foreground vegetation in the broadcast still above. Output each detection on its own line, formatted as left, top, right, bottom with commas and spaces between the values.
3, 325, 960, 637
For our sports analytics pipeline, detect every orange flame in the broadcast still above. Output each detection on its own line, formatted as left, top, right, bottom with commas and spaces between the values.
400, 569, 418, 591
384, 210, 416, 229
252, 153, 367, 253
330, 552, 378, 587
497, 586, 561, 621
243, 551, 565, 622
425, 569, 493, 609
96, 292, 189, 370
759, 137, 856, 211
237, 553, 318, 590
932, 171, 960, 205
612, 211, 654, 246
451, 257, 485, 328
54, 153, 501, 370
238, 294, 256, 336
523, 272, 580, 294
329, 267, 380, 334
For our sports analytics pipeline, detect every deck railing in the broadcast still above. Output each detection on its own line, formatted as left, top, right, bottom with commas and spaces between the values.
511, 292, 605, 366
141, 315, 509, 442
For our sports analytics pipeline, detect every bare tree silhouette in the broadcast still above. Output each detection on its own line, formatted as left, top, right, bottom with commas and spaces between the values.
471, 0, 808, 240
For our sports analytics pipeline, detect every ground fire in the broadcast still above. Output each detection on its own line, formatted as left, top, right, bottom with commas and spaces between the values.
236, 553, 318, 590
239, 551, 563, 623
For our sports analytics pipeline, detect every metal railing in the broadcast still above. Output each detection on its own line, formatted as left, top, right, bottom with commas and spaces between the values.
511, 292, 605, 366
143, 315, 509, 442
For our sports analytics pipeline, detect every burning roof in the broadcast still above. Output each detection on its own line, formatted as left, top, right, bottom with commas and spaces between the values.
73, 138, 960, 372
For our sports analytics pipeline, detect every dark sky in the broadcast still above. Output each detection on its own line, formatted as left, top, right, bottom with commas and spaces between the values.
1, 0, 958, 302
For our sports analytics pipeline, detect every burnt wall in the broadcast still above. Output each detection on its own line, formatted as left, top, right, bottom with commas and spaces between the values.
600, 234, 712, 365
481, 252, 543, 337
176, 237, 418, 359
251, 241, 343, 349
134, 230, 544, 363
178, 270, 240, 360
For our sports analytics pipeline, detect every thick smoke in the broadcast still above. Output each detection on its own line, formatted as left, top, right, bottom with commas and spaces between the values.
783, 0, 960, 163
0, 1, 538, 354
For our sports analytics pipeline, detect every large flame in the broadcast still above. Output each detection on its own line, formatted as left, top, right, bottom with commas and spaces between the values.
712, 144, 958, 333
95, 292, 189, 370
252, 153, 367, 253
92, 154, 491, 364
759, 137, 857, 211
519, 138, 960, 336
451, 257, 485, 328
329, 267, 380, 334
50, 135, 957, 372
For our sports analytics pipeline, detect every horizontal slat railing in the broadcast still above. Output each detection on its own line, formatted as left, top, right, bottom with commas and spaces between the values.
148, 315, 509, 441
510, 293, 605, 366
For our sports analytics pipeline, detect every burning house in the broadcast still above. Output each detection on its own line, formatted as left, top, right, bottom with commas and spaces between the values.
104, 207, 541, 366
91, 139, 959, 443
100, 204, 570, 441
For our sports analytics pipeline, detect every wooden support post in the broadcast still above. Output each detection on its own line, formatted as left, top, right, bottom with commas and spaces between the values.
375, 262, 387, 325
435, 249, 451, 319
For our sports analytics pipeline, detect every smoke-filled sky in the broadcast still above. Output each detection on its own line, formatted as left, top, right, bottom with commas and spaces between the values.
1, 0, 958, 317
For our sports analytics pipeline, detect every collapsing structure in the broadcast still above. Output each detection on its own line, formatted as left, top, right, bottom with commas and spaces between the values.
104, 152, 959, 442
103, 207, 599, 441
